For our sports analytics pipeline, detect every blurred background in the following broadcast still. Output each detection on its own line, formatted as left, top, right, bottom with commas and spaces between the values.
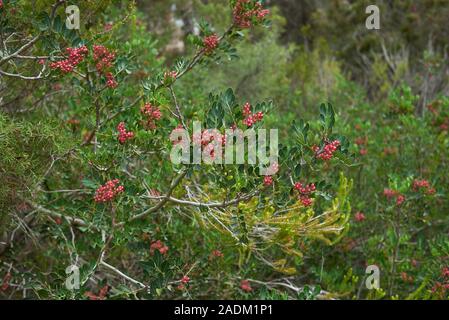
135, 0, 449, 112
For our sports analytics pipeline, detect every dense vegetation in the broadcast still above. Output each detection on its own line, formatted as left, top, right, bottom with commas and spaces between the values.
0, 0, 448, 300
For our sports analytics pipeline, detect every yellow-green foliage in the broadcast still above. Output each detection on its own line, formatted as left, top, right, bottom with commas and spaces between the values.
0, 114, 72, 228
189, 173, 352, 273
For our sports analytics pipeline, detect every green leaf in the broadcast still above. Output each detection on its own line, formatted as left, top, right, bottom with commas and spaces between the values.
319, 102, 335, 133
82, 179, 98, 190
294, 163, 302, 178
52, 15, 63, 33
222, 88, 236, 111
36, 13, 51, 31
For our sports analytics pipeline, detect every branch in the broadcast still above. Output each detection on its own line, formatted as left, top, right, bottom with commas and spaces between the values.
0, 65, 48, 80
102, 24, 235, 123
168, 85, 187, 130
100, 260, 149, 291
247, 278, 336, 300
0, 35, 41, 67
26, 201, 99, 232
142, 190, 259, 208
120, 170, 188, 225
98, 94, 144, 129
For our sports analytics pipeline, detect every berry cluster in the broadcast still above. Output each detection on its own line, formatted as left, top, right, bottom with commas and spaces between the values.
242, 102, 264, 127
383, 188, 397, 199
355, 136, 368, 156
150, 240, 169, 255
211, 249, 224, 258
141, 103, 162, 129
0, 1, 3, 9
232, 0, 270, 29
243, 102, 251, 117
50, 46, 88, 73
117, 122, 134, 144
443, 267, 449, 278
240, 280, 252, 292
192, 129, 226, 160
383, 188, 405, 205
396, 194, 406, 205
203, 34, 219, 54
193, 129, 226, 146
181, 275, 190, 284
431, 266, 449, 298
93, 45, 117, 88
1, 272, 11, 292
412, 179, 436, 194
262, 162, 278, 186
85, 285, 109, 300
164, 70, 178, 82
177, 275, 191, 290
294, 182, 316, 207
93, 45, 116, 73
354, 211, 366, 222
94, 179, 124, 203
312, 140, 340, 160
294, 182, 316, 194
263, 176, 273, 186
106, 72, 118, 88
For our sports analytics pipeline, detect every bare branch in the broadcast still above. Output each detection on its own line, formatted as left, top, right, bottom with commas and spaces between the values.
100, 260, 149, 291
0, 35, 41, 67
121, 169, 188, 225
142, 190, 259, 208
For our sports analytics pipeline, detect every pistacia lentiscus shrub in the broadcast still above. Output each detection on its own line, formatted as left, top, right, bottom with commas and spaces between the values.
0, 0, 354, 299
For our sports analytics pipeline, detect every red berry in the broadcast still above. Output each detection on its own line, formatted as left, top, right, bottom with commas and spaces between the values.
93, 45, 116, 73
50, 46, 88, 73
106, 72, 118, 88
1, 272, 12, 292
383, 188, 397, 199
243, 102, 252, 117
314, 140, 340, 160
240, 280, 252, 292
396, 194, 405, 205
203, 34, 219, 54
94, 179, 124, 203
299, 195, 313, 207
117, 122, 134, 144
141, 103, 162, 129
233, 0, 269, 29
150, 240, 169, 255
181, 276, 190, 284
354, 212, 366, 222
263, 176, 273, 186
211, 250, 224, 258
